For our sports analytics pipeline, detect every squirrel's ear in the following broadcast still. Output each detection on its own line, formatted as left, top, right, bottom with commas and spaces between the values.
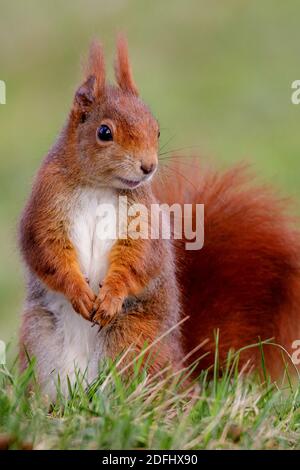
75, 75, 97, 110
114, 35, 138, 96
74, 40, 105, 113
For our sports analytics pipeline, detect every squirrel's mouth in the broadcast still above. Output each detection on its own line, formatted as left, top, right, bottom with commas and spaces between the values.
116, 177, 143, 189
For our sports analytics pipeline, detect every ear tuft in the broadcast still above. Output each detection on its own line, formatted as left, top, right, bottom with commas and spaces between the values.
85, 40, 106, 97
114, 34, 138, 96
73, 41, 106, 116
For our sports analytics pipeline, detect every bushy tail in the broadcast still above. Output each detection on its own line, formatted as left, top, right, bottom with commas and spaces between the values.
154, 158, 300, 378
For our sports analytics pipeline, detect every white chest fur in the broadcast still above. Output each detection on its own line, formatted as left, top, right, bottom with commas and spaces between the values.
69, 187, 119, 292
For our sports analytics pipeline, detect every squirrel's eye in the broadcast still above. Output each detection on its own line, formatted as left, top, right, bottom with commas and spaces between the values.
97, 124, 113, 142
158, 130, 161, 138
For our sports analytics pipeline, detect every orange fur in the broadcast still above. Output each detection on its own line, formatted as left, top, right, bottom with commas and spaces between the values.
154, 161, 300, 377
92, 190, 162, 327
114, 35, 139, 96
19, 162, 96, 319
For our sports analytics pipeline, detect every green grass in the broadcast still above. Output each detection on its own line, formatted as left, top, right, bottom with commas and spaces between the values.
1, 343, 300, 450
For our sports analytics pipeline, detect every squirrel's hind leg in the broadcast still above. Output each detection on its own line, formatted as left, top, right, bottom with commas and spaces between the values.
20, 306, 60, 401
19, 305, 99, 401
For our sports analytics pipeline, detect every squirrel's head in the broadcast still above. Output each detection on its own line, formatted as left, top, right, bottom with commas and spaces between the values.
70, 36, 159, 190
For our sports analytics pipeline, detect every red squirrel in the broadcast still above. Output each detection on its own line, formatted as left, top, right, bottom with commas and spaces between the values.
19, 37, 300, 398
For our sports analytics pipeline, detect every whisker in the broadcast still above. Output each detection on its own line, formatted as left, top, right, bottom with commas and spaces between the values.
159, 157, 204, 172
159, 134, 176, 153
159, 144, 203, 157
158, 164, 199, 192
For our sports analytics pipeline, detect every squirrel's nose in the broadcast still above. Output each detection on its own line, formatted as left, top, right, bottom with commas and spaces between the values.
140, 162, 155, 175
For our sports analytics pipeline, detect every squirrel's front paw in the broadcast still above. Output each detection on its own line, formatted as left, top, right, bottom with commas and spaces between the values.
91, 284, 123, 328
69, 282, 96, 320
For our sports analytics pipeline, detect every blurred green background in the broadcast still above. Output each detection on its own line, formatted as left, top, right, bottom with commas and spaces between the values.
0, 0, 300, 347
